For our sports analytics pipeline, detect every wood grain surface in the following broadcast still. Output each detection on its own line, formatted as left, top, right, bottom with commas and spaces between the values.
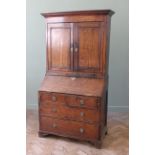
40, 116, 99, 140
44, 10, 112, 78
39, 92, 100, 123
39, 76, 105, 97
38, 10, 114, 148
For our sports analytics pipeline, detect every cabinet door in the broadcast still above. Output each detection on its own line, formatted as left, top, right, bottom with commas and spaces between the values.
47, 23, 73, 72
74, 22, 104, 74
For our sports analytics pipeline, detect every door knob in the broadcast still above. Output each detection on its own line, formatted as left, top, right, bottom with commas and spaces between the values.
70, 47, 73, 53
74, 47, 78, 52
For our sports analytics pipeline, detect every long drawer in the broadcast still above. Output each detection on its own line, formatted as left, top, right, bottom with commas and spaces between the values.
40, 104, 100, 123
39, 116, 100, 140
39, 92, 100, 109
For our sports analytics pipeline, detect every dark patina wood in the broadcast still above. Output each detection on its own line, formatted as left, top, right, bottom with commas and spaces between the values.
38, 10, 114, 148
39, 76, 105, 96
42, 10, 113, 78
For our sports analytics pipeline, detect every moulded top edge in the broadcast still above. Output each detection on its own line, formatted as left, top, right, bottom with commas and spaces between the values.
41, 9, 114, 18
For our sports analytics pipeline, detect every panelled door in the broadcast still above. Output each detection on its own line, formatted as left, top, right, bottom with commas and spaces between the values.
47, 23, 73, 71
47, 22, 104, 76
74, 22, 104, 73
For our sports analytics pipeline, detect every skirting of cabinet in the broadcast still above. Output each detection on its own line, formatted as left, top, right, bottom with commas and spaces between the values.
38, 123, 107, 148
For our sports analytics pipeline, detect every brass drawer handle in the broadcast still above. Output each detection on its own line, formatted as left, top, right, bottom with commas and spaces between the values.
51, 108, 57, 113
80, 112, 84, 117
52, 96, 57, 102
52, 123, 57, 128
80, 128, 84, 133
80, 99, 84, 106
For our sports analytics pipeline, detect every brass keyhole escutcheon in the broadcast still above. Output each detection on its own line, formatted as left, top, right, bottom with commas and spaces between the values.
52, 96, 57, 102
80, 99, 84, 106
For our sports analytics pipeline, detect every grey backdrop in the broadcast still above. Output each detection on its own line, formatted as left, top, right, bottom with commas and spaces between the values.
26, 0, 129, 112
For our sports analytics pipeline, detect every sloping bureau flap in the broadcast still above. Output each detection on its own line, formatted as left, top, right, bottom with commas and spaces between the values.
39, 76, 105, 97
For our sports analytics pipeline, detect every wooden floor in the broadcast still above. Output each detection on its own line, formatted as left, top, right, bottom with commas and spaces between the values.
26, 109, 129, 155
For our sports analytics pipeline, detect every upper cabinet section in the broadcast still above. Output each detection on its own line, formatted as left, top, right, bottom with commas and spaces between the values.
42, 10, 114, 78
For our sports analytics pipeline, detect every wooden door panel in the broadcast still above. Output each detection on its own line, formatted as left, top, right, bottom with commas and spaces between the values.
75, 22, 103, 73
79, 27, 99, 68
51, 28, 70, 68
47, 23, 72, 71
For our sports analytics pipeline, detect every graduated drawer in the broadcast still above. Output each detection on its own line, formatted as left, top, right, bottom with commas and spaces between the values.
65, 95, 100, 109
40, 103, 100, 123
39, 92, 65, 105
40, 116, 99, 140
39, 92, 100, 109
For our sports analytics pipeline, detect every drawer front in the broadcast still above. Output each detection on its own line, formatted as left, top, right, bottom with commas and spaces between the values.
40, 104, 100, 123
65, 95, 100, 109
40, 116, 99, 140
39, 92, 100, 109
39, 92, 65, 106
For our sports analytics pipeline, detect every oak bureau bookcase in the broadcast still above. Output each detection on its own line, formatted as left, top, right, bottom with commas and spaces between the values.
38, 10, 114, 148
